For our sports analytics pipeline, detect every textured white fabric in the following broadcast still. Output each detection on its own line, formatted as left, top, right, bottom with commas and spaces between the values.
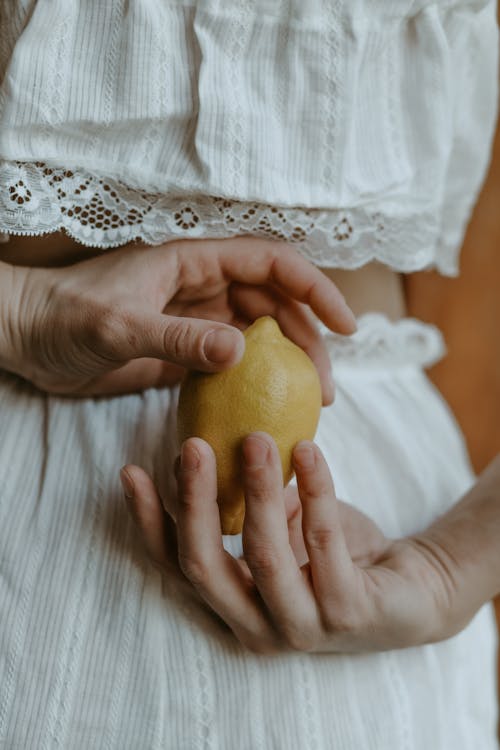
0, 3, 498, 747
0, 0, 498, 274
0, 314, 497, 749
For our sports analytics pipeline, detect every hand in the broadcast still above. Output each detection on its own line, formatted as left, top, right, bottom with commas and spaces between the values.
3, 237, 356, 396
121, 433, 470, 655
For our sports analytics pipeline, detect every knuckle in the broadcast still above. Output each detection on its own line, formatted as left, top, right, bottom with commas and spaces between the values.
244, 472, 273, 499
300, 474, 330, 496
177, 553, 209, 589
244, 545, 281, 578
320, 602, 360, 636
304, 526, 336, 552
85, 303, 125, 357
176, 488, 198, 513
162, 320, 194, 361
281, 624, 317, 653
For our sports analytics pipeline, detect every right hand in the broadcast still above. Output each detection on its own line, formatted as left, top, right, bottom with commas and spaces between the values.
123, 439, 500, 655
1, 236, 356, 396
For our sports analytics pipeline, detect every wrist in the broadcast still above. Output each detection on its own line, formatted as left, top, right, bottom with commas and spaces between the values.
404, 532, 470, 643
415, 456, 500, 641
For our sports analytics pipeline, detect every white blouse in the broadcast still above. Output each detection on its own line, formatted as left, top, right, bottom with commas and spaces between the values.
0, 6, 499, 749
0, 0, 498, 273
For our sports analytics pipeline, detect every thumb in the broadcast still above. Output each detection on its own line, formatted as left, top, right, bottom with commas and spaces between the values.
121, 313, 246, 372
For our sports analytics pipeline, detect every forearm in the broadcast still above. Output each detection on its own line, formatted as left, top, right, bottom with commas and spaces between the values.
415, 454, 500, 636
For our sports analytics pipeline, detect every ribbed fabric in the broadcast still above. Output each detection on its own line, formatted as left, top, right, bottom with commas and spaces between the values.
0, 315, 497, 749
0, 3, 498, 745
0, 1, 498, 275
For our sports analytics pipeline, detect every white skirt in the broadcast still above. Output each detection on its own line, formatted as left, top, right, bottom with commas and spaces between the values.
0, 314, 497, 749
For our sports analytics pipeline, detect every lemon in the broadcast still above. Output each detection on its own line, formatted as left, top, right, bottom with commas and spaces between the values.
177, 316, 322, 534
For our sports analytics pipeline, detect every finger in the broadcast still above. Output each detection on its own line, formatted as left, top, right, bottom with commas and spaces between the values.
284, 485, 309, 567
229, 283, 335, 405
217, 238, 357, 335
111, 311, 246, 372
120, 465, 178, 571
241, 433, 316, 645
293, 442, 355, 609
176, 438, 279, 649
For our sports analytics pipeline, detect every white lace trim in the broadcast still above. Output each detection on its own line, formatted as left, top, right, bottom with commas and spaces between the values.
0, 161, 459, 274
321, 313, 446, 370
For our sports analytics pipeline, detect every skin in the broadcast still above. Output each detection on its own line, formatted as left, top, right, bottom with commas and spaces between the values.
0, 236, 357, 398
4, 231, 498, 655
122, 435, 500, 655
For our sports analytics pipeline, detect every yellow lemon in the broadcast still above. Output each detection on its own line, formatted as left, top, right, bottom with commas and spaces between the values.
177, 316, 322, 534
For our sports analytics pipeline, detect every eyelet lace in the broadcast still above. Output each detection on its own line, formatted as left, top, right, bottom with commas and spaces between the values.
0, 160, 459, 274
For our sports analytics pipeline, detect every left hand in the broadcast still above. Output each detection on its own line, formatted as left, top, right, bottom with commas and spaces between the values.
6, 237, 355, 398
120, 433, 462, 655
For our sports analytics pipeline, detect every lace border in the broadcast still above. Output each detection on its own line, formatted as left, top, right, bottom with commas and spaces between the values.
0, 160, 459, 275
321, 314, 446, 370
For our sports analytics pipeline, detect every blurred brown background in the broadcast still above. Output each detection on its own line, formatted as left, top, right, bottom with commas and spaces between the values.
406, 101, 500, 687
406, 119, 500, 472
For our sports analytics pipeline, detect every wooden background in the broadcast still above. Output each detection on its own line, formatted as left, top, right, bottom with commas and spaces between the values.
406, 97, 500, 692
407, 125, 500, 473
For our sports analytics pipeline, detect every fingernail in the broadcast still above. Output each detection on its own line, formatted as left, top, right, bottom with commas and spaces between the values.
293, 442, 315, 470
120, 467, 134, 499
243, 435, 269, 469
181, 441, 200, 471
203, 329, 237, 364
